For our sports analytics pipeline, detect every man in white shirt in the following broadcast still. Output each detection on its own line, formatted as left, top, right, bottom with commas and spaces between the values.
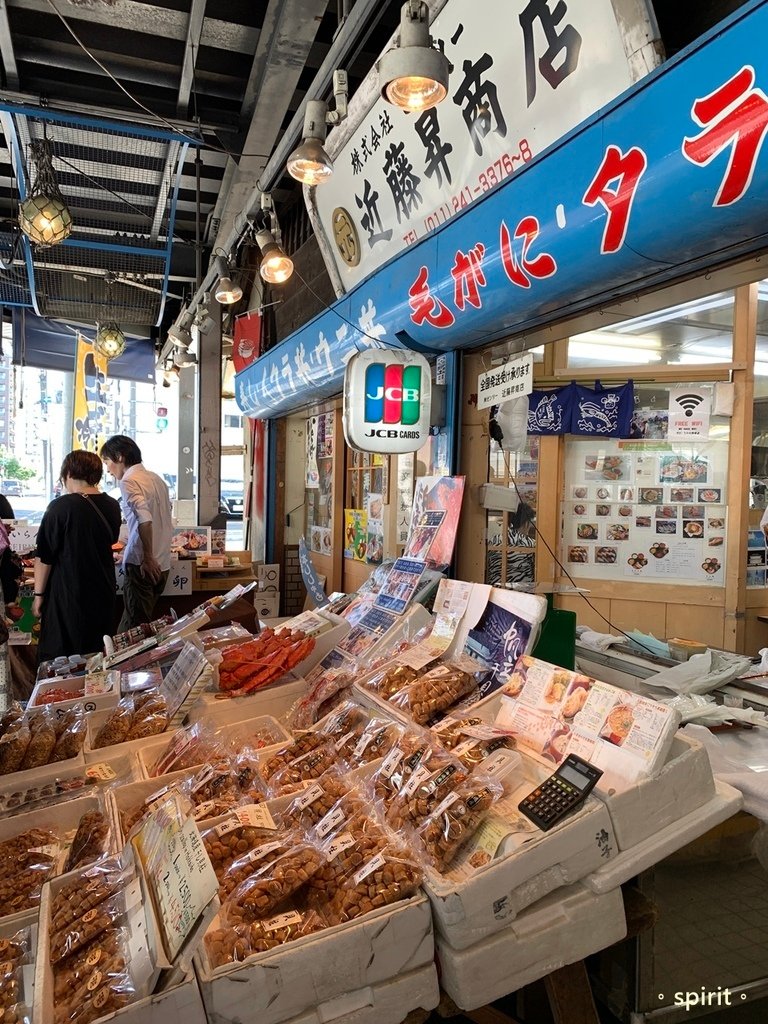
100, 434, 173, 629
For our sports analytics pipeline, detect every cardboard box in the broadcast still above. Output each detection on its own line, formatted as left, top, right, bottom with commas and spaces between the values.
195, 895, 434, 1024
257, 563, 281, 591
436, 884, 627, 1010
275, 964, 439, 1024
424, 757, 617, 949
256, 591, 281, 618
583, 778, 742, 894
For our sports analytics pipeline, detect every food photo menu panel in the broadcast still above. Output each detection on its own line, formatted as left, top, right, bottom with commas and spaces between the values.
561, 438, 728, 584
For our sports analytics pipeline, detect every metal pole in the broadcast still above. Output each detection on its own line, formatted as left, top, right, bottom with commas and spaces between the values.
196, 304, 222, 525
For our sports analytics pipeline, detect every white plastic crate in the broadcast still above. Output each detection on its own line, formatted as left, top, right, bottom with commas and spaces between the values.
194, 894, 434, 1024
436, 884, 627, 1010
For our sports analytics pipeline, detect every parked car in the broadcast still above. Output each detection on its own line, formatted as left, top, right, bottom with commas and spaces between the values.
220, 480, 245, 517
3, 480, 23, 498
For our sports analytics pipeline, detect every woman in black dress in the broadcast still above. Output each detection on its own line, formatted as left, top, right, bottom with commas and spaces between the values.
33, 450, 121, 662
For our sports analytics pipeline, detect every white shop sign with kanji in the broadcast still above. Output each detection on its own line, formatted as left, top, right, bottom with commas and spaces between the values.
312, 0, 660, 291
477, 353, 533, 410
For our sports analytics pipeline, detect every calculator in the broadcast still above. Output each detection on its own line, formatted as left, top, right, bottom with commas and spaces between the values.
518, 754, 603, 831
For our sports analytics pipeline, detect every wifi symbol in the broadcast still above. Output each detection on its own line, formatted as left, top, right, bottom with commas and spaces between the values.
676, 393, 703, 417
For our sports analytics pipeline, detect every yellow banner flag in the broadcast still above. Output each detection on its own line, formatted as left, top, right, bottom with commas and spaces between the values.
72, 335, 109, 452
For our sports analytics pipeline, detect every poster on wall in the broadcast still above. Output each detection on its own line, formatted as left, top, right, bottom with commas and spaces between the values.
317, 412, 334, 459
562, 434, 728, 585
344, 509, 368, 561
366, 493, 384, 564
305, 416, 319, 489
668, 387, 711, 439
408, 476, 465, 570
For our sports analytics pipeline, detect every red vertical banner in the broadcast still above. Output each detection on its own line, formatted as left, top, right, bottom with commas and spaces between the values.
233, 310, 263, 373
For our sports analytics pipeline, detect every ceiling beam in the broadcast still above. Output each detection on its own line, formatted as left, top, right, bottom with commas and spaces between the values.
0, 0, 18, 89
213, 0, 328, 251
5, 0, 259, 55
177, 0, 207, 117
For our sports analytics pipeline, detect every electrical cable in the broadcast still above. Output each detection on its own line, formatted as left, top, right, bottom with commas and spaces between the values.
499, 447, 660, 658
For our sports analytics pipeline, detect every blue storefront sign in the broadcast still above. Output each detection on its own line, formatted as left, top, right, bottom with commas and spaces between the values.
237, 0, 768, 419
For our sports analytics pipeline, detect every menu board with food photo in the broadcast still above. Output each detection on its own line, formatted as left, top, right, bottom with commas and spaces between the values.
495, 656, 679, 789
562, 433, 729, 583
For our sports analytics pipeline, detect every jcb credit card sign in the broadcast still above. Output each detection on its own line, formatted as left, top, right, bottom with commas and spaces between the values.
344, 350, 432, 454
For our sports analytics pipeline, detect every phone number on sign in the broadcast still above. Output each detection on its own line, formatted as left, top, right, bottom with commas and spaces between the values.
422, 141, 533, 233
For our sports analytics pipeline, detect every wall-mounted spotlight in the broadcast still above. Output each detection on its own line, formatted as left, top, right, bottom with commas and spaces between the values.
168, 309, 194, 349
161, 361, 180, 387
379, 0, 450, 113
214, 256, 243, 305
174, 347, 197, 368
287, 71, 349, 185
255, 194, 294, 284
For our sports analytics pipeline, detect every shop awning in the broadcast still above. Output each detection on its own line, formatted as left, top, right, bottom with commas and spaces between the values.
236, 0, 768, 419
11, 308, 156, 383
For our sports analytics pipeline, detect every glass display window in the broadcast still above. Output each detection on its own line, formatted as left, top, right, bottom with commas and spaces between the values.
344, 451, 389, 565
485, 437, 540, 589
561, 384, 729, 585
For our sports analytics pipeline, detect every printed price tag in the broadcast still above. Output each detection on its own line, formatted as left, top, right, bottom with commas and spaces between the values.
327, 832, 356, 861
316, 806, 345, 839
85, 763, 117, 782
294, 783, 324, 810
353, 852, 387, 886
242, 840, 284, 866
380, 747, 404, 780
401, 763, 431, 798
263, 911, 302, 933
454, 738, 481, 758
334, 730, 356, 753
235, 804, 276, 830
431, 791, 461, 819
192, 801, 219, 821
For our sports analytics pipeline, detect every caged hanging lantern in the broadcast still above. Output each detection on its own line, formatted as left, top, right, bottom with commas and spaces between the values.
94, 321, 126, 361
18, 138, 73, 246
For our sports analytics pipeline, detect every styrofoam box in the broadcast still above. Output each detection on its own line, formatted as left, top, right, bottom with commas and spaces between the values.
583, 778, 743, 894
274, 964, 439, 1024
109, 770, 196, 845
34, 867, 208, 1024
0, 917, 37, 1013
423, 756, 618, 950
134, 713, 291, 779
0, 750, 86, 792
436, 884, 627, 1011
0, 792, 117, 929
454, 690, 719, 853
195, 894, 434, 1024
84, 709, 290, 769
184, 676, 307, 727
28, 674, 119, 716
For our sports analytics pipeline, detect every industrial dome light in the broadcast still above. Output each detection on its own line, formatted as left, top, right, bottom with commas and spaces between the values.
287, 74, 348, 185
256, 230, 294, 285
214, 256, 243, 305
379, 0, 450, 113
